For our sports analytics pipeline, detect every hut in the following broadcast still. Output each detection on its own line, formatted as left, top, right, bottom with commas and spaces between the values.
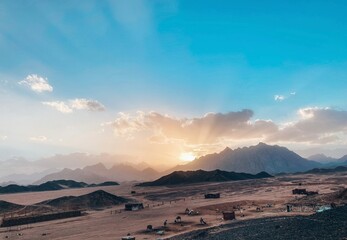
121, 236, 135, 240
204, 193, 220, 199
292, 189, 307, 195
222, 211, 235, 220
125, 203, 144, 211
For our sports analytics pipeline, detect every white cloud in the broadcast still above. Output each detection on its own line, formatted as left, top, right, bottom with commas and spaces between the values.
43, 99, 105, 113
42, 101, 73, 113
1, 135, 8, 141
30, 136, 48, 142
18, 74, 53, 93
70, 98, 105, 111
274, 95, 285, 101
290, 92, 296, 95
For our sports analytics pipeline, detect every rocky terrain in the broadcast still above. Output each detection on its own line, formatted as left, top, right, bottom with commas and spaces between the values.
168, 205, 347, 240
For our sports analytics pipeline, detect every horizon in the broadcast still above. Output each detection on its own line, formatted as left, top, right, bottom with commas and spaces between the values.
1, 1, 347, 170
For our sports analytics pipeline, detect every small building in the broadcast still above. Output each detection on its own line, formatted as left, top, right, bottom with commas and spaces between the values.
121, 236, 135, 240
204, 193, 220, 199
292, 189, 307, 195
125, 203, 144, 211
306, 191, 318, 196
222, 211, 235, 220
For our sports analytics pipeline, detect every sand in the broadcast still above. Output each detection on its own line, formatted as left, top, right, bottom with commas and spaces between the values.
0, 173, 346, 240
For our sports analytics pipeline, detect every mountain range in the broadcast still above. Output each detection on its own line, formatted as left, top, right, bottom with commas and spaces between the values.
138, 169, 273, 186
169, 143, 322, 174
34, 163, 161, 184
3, 143, 347, 184
308, 153, 347, 164
0, 180, 119, 194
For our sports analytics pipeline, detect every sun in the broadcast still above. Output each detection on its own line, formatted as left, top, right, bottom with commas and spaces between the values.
179, 152, 196, 162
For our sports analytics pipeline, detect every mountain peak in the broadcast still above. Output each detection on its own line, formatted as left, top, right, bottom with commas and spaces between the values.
179, 143, 320, 174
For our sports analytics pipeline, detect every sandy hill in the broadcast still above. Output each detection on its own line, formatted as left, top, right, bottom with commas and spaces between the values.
138, 169, 272, 186
0, 200, 24, 214
40, 190, 129, 210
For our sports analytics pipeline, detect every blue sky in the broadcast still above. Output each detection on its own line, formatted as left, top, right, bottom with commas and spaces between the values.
1, 0, 347, 163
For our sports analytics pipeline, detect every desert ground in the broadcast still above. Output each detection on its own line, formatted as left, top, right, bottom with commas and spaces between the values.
0, 173, 346, 240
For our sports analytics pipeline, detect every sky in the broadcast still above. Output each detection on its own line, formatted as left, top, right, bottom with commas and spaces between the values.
1, 0, 347, 166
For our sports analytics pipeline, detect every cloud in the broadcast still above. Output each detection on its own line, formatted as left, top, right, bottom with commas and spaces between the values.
1, 135, 8, 141
274, 95, 285, 101
42, 101, 73, 113
290, 92, 296, 95
43, 98, 105, 113
106, 110, 278, 144
70, 98, 105, 111
267, 107, 347, 144
18, 74, 53, 93
30, 136, 48, 142
106, 107, 347, 146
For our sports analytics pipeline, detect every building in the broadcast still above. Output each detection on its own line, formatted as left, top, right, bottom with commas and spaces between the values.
204, 193, 220, 199
125, 203, 144, 211
222, 211, 236, 220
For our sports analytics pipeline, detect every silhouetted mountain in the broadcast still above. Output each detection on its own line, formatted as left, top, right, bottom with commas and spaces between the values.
34, 168, 110, 184
0, 180, 119, 194
304, 166, 347, 174
40, 190, 128, 210
171, 143, 320, 174
36, 163, 161, 183
307, 154, 337, 163
138, 169, 272, 186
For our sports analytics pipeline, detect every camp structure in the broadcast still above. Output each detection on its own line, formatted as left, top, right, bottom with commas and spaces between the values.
222, 211, 236, 220
125, 203, 144, 211
292, 189, 307, 195
204, 193, 220, 199
292, 188, 318, 196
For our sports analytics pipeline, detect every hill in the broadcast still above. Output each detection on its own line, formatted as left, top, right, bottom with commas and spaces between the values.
304, 166, 347, 174
40, 190, 129, 210
0, 200, 24, 214
0, 180, 119, 194
138, 169, 272, 186
171, 143, 320, 174
35, 163, 161, 184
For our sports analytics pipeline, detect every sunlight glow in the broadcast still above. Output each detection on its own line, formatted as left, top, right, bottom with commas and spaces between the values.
179, 152, 196, 162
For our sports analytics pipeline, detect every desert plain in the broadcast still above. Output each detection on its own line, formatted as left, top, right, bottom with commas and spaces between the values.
0, 172, 346, 240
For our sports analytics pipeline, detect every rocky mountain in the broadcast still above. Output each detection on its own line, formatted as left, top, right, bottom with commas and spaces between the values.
35, 162, 161, 184
34, 168, 110, 185
138, 169, 272, 186
171, 143, 321, 174
307, 154, 337, 163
